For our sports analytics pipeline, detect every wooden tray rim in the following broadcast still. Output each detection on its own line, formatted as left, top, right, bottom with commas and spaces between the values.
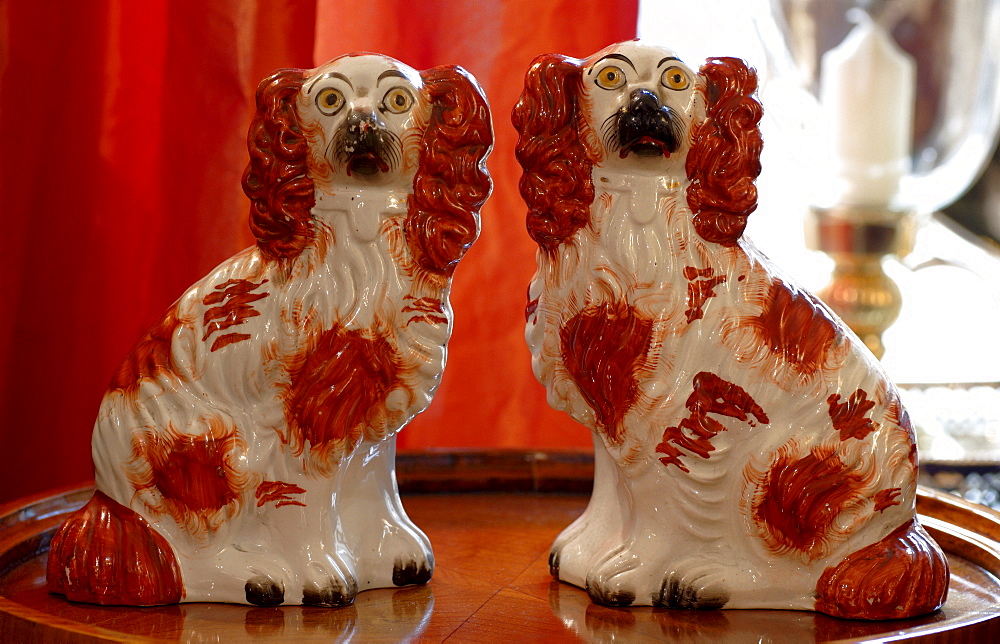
2, 450, 999, 642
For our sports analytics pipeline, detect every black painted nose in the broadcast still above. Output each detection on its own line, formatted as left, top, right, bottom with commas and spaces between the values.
628, 89, 660, 113
342, 110, 391, 176
616, 87, 682, 158
346, 110, 384, 147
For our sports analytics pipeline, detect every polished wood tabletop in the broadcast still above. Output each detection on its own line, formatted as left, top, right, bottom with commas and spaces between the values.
2, 451, 1000, 642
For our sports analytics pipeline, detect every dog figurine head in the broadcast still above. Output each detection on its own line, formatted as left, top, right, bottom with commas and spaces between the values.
513, 40, 762, 251
299, 55, 425, 185
583, 42, 698, 169
243, 53, 492, 276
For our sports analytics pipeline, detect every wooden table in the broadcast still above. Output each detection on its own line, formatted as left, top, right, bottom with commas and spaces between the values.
2, 451, 1000, 642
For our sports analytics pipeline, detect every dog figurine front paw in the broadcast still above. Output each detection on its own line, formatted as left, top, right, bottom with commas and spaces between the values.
513, 40, 948, 620
47, 53, 492, 606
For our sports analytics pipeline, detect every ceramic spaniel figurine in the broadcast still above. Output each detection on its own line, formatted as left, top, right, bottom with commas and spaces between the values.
47, 53, 492, 607
512, 41, 947, 619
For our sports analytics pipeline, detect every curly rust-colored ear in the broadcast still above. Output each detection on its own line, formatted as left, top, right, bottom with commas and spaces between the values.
242, 69, 316, 263
686, 57, 763, 246
406, 65, 492, 276
512, 54, 596, 254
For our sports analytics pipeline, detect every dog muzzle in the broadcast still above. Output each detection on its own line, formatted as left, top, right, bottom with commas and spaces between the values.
340, 111, 394, 177
616, 89, 683, 159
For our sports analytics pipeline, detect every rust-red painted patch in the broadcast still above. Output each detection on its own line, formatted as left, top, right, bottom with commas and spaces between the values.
827, 389, 879, 441
210, 332, 253, 352
202, 278, 269, 351
815, 519, 949, 619
873, 487, 902, 513
255, 480, 307, 508
128, 418, 246, 535
402, 295, 447, 326
108, 305, 184, 394
657, 371, 768, 472
745, 281, 838, 376
283, 326, 405, 460
560, 301, 654, 443
683, 265, 727, 323
47, 490, 183, 605
750, 445, 868, 562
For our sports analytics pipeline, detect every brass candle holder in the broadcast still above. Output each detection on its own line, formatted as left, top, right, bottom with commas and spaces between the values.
805, 204, 917, 359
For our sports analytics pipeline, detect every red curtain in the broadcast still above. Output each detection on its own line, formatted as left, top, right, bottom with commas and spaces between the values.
0, 0, 637, 504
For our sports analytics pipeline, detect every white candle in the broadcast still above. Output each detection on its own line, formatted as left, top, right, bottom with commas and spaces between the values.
820, 16, 916, 207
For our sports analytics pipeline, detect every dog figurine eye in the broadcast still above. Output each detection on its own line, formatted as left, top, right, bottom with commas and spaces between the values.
594, 65, 626, 90
661, 66, 690, 91
316, 87, 345, 115
382, 87, 415, 114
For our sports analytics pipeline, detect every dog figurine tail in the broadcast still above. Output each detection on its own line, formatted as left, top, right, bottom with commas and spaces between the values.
814, 518, 949, 619
47, 490, 183, 605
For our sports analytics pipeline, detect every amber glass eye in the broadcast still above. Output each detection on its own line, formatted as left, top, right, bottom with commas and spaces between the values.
661, 66, 690, 91
594, 65, 626, 90
382, 87, 415, 114
316, 87, 345, 115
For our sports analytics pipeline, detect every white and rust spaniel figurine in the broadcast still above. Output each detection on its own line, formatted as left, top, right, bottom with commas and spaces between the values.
513, 41, 947, 619
47, 53, 492, 607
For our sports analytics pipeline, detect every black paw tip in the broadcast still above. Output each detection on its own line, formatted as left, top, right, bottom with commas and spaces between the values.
654, 575, 729, 610
392, 559, 432, 587
587, 583, 636, 607
245, 576, 285, 607
302, 578, 357, 607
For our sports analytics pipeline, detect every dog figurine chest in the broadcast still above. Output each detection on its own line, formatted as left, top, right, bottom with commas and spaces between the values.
514, 40, 949, 620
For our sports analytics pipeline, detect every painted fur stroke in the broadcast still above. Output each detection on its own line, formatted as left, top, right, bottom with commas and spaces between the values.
47, 53, 492, 607
513, 40, 947, 619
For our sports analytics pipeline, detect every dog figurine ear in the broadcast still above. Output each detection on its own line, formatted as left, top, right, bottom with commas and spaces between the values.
686, 57, 763, 246
407, 65, 492, 276
513, 54, 596, 253
243, 69, 316, 263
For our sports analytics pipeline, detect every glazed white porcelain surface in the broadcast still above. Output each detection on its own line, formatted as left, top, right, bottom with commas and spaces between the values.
46, 53, 492, 607
513, 40, 947, 619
